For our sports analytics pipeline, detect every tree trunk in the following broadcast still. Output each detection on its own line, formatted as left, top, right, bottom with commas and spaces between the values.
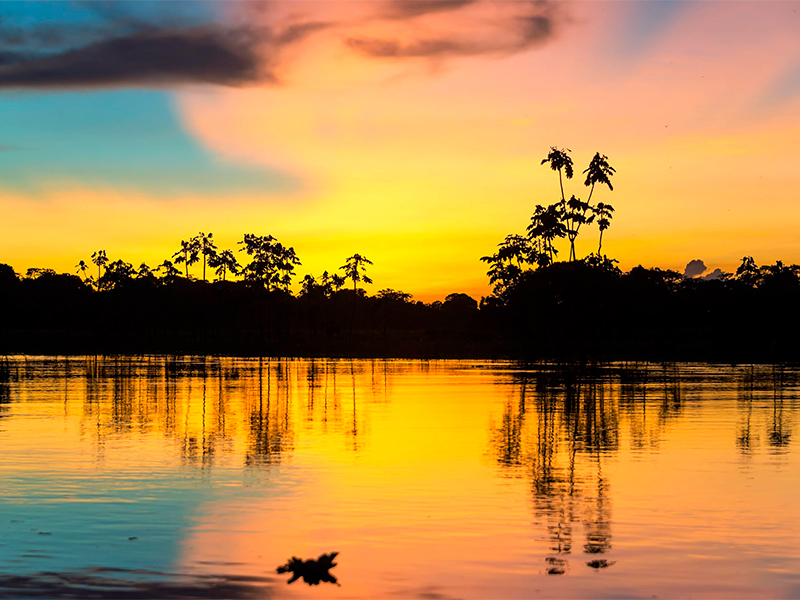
349, 281, 357, 341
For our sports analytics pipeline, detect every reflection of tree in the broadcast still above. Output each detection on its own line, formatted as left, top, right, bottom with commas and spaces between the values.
736, 365, 756, 454
490, 364, 695, 574
767, 366, 791, 450
735, 365, 794, 455
0, 358, 12, 420
246, 359, 294, 466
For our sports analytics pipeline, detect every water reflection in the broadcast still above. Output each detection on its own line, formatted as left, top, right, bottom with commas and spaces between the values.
490, 362, 799, 577
0, 358, 798, 598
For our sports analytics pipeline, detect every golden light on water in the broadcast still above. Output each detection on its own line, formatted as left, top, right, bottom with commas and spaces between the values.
1, 358, 798, 597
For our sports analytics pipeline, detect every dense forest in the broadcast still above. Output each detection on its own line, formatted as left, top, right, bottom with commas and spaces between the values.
2, 148, 799, 360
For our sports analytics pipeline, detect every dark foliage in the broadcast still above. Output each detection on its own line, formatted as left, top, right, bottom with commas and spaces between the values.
482, 256, 800, 362
0, 264, 493, 358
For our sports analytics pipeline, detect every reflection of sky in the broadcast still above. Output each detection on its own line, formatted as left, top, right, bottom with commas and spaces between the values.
0, 467, 288, 576
0, 358, 799, 598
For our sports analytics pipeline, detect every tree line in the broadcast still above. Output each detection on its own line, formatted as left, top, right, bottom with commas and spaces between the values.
72, 232, 366, 294
478, 146, 800, 361
3, 146, 800, 360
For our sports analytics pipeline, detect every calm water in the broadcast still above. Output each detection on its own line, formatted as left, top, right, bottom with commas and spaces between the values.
0, 357, 798, 598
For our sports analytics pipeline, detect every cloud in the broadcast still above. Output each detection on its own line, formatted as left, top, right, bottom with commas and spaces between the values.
703, 268, 725, 281
346, 3, 558, 60
381, 0, 478, 20
683, 259, 707, 278
0, 1, 561, 90
0, 27, 265, 89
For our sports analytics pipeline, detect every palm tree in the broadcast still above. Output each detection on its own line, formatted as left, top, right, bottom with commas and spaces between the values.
583, 153, 616, 205
340, 254, 373, 293
173, 238, 200, 278
209, 249, 240, 282
272, 243, 302, 291
90, 250, 108, 290
594, 202, 615, 255
541, 147, 574, 202
76, 260, 90, 281
194, 232, 218, 282
340, 254, 373, 339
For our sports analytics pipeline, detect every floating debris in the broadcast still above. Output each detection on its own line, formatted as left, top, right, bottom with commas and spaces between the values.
276, 552, 339, 585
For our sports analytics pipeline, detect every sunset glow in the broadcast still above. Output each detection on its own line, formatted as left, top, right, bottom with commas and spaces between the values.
3, 1, 800, 299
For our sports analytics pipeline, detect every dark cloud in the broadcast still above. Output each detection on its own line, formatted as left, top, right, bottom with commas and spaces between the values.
0, 27, 265, 89
382, 0, 477, 20
346, 6, 557, 60
683, 259, 707, 279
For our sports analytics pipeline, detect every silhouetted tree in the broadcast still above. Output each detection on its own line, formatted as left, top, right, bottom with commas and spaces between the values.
273, 243, 301, 291
100, 259, 136, 290
91, 250, 108, 290
340, 254, 373, 339
527, 204, 566, 264
137, 263, 155, 280
331, 274, 346, 292
536, 149, 616, 262
541, 147, 574, 202
208, 248, 240, 282
563, 195, 595, 261
25, 268, 56, 279
156, 259, 181, 283
76, 260, 90, 281
173, 238, 200, 279
194, 232, 218, 282
735, 256, 759, 287
583, 153, 616, 204
594, 202, 615, 255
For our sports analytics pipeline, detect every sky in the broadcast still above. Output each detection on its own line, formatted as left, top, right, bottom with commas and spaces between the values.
2, 1, 800, 301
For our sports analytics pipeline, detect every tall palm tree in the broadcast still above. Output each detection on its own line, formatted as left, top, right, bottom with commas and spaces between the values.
340, 254, 373, 293
90, 250, 108, 290
173, 239, 200, 278
541, 147, 574, 202
583, 153, 616, 205
340, 254, 373, 339
194, 232, 218, 282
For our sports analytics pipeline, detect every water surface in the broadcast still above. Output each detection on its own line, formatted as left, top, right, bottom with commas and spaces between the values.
0, 357, 798, 598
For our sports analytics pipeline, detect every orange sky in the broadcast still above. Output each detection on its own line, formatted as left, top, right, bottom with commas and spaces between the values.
3, 1, 800, 301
